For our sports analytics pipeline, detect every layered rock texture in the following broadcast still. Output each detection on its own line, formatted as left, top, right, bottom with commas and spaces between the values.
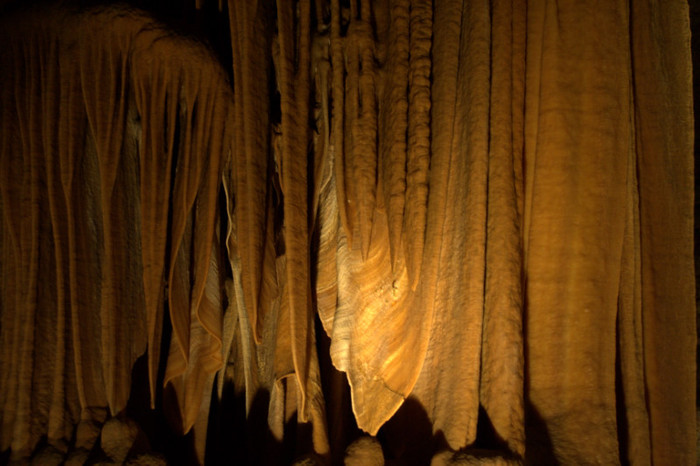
0, 0, 695, 464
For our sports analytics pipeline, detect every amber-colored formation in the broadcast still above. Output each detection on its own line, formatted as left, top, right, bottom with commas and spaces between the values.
0, 1, 695, 464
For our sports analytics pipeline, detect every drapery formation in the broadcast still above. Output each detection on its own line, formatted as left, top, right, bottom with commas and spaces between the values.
0, 5, 231, 462
0, 0, 695, 465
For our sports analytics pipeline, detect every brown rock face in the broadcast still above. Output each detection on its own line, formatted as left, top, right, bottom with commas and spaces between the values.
344, 436, 384, 466
0, 0, 695, 464
101, 417, 140, 462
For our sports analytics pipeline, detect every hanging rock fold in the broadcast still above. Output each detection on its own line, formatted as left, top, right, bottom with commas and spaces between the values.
0, 0, 695, 464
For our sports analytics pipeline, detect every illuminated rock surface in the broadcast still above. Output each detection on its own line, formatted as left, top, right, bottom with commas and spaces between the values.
0, 0, 695, 464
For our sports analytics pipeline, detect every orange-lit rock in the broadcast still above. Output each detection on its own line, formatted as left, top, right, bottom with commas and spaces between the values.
0, 0, 695, 464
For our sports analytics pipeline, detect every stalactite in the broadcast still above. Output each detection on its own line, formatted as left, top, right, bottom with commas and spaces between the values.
132, 39, 178, 412
227, 0, 273, 344
311, 12, 340, 337
408, 0, 492, 451
0, 0, 695, 464
522, 1, 646, 463
80, 13, 147, 417
0, 5, 231, 460
158, 63, 229, 433
479, 0, 526, 457
330, 0, 351, 244
342, 0, 380, 261
310, 26, 331, 232
355, 4, 379, 262
630, 2, 695, 463
403, 0, 432, 289
275, 0, 314, 425
379, 0, 409, 273
343, 1, 361, 250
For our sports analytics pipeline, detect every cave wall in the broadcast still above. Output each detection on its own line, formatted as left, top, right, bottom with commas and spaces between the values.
0, 0, 696, 464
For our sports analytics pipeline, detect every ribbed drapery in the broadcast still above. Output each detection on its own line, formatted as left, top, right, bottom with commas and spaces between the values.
0, 0, 694, 464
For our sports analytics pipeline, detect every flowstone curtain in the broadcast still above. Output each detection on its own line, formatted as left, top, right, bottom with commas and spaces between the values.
0, 0, 695, 464
0, 5, 231, 463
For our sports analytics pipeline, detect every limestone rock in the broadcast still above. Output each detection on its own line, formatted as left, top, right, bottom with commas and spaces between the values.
101, 416, 140, 463
344, 436, 384, 466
